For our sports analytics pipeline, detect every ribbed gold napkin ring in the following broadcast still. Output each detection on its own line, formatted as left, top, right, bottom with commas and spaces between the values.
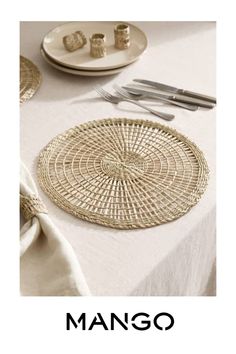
114, 24, 130, 49
90, 33, 106, 58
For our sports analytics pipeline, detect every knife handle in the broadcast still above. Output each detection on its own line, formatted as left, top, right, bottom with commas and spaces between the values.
182, 90, 216, 104
173, 94, 215, 109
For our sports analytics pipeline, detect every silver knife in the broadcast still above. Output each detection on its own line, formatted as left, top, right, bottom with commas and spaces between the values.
124, 85, 215, 109
133, 79, 216, 104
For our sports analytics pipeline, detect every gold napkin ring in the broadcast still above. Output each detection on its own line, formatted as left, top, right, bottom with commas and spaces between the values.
90, 33, 106, 58
63, 31, 87, 52
114, 24, 130, 49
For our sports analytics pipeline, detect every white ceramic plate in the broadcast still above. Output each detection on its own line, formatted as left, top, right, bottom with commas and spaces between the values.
42, 21, 147, 71
41, 48, 129, 76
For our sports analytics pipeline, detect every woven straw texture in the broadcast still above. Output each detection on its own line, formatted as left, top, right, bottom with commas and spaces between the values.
20, 56, 41, 103
37, 118, 209, 229
20, 194, 48, 221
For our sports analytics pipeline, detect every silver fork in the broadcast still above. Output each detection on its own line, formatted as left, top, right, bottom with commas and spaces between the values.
95, 86, 175, 121
114, 85, 198, 111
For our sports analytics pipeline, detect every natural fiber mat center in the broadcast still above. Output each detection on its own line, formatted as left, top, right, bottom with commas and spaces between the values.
20, 56, 41, 103
37, 118, 209, 229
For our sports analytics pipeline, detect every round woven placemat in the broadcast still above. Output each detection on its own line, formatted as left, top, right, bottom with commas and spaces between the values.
37, 118, 209, 229
20, 56, 41, 103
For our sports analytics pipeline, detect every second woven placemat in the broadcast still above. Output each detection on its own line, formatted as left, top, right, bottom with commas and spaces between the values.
20, 56, 41, 103
37, 118, 209, 229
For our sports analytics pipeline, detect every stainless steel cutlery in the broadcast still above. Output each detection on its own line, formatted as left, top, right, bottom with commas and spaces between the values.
114, 85, 198, 111
123, 85, 215, 109
134, 79, 216, 104
95, 78, 216, 120
95, 86, 175, 121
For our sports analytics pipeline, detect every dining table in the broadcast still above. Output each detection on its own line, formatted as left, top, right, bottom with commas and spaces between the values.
20, 21, 216, 296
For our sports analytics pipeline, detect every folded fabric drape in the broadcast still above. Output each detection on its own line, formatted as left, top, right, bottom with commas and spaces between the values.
20, 161, 91, 296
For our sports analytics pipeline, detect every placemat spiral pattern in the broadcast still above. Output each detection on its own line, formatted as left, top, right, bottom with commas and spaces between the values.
20, 56, 41, 103
37, 118, 209, 229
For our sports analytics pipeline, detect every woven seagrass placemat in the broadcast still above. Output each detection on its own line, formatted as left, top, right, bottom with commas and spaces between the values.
37, 118, 209, 229
20, 56, 41, 103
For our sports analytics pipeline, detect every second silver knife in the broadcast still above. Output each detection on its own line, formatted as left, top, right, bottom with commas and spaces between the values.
124, 85, 215, 109
134, 79, 216, 104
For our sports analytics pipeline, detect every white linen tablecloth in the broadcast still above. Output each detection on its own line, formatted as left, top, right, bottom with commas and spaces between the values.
20, 21, 216, 296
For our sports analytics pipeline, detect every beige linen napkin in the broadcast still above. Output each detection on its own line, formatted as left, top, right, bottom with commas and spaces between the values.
20, 161, 91, 296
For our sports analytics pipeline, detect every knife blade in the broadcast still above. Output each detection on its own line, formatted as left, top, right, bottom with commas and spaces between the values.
133, 79, 216, 104
124, 85, 215, 109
